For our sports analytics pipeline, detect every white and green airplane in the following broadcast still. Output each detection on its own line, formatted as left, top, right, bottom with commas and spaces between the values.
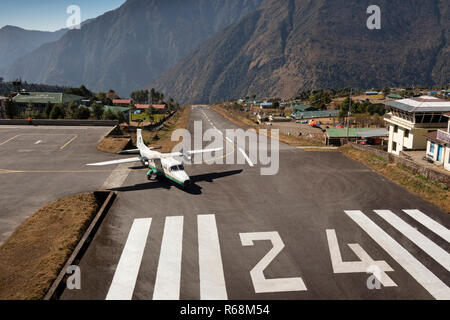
87, 129, 222, 188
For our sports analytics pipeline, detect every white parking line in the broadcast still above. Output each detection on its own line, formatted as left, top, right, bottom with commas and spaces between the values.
402, 210, 450, 243
198, 214, 228, 300
345, 210, 450, 300
374, 210, 450, 271
106, 218, 152, 300
153, 216, 184, 300
225, 136, 233, 143
239, 148, 254, 167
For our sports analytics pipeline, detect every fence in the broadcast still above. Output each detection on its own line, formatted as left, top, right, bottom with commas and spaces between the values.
0, 119, 118, 126
350, 143, 450, 187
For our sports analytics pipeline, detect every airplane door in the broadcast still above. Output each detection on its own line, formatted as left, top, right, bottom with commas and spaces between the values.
154, 158, 164, 173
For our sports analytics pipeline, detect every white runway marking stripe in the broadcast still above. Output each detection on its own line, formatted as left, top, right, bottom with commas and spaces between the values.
106, 218, 152, 300
374, 210, 450, 271
239, 148, 254, 167
225, 136, 233, 143
153, 216, 184, 300
198, 214, 228, 300
345, 211, 450, 300
402, 210, 450, 243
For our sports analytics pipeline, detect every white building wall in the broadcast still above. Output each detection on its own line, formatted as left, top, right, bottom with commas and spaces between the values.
444, 147, 450, 171
426, 141, 436, 160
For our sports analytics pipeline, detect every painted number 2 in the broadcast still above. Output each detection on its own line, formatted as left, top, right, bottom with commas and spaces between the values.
239, 232, 307, 293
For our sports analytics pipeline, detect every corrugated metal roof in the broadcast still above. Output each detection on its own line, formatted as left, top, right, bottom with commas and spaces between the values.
385, 96, 450, 113
13, 92, 83, 104
326, 128, 388, 138
291, 110, 339, 119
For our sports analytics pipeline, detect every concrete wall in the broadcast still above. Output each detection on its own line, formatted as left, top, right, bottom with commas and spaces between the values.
351, 143, 450, 187
0, 119, 118, 126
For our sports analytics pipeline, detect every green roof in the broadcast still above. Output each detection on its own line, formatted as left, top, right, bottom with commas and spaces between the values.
326, 128, 389, 138
291, 110, 339, 119
293, 104, 317, 112
13, 92, 84, 104
102, 105, 131, 113
387, 94, 402, 99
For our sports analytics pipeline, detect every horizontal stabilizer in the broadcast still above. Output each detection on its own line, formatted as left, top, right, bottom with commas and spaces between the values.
87, 157, 141, 166
161, 148, 223, 158
117, 149, 140, 154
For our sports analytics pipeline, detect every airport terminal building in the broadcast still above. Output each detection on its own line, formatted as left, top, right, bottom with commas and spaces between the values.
384, 96, 450, 155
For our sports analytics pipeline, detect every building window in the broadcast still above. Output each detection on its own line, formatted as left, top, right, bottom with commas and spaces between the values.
430, 142, 435, 154
404, 130, 409, 138
392, 142, 397, 152
394, 125, 398, 133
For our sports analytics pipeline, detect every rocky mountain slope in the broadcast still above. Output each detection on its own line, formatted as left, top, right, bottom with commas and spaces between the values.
4, 0, 264, 96
153, 0, 449, 103
0, 26, 66, 73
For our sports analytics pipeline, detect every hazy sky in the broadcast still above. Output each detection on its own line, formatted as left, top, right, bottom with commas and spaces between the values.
0, 0, 126, 32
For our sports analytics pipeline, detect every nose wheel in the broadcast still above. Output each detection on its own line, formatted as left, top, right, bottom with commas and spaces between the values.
147, 169, 157, 181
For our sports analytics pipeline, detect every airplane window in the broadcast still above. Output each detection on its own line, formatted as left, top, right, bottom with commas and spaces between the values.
171, 166, 178, 171
178, 165, 184, 170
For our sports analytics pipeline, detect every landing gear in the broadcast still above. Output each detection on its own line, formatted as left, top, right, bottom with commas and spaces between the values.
147, 169, 157, 181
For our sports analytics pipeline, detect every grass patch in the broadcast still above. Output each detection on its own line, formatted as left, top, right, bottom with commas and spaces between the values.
0, 193, 103, 300
97, 137, 131, 154
340, 145, 450, 213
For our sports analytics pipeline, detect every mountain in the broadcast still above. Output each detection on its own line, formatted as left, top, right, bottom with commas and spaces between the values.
0, 26, 66, 73
153, 0, 450, 104
4, 0, 264, 97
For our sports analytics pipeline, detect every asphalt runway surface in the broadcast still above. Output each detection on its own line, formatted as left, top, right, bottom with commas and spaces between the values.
56, 108, 449, 300
0, 125, 122, 244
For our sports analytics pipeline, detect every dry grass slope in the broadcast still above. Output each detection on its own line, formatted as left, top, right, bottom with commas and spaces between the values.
340, 145, 450, 213
0, 193, 102, 300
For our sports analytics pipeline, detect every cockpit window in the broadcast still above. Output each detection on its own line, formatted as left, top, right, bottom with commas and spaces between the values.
170, 166, 178, 171
178, 165, 184, 171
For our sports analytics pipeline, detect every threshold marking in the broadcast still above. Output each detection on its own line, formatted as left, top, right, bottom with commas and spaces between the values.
106, 218, 152, 300
153, 216, 184, 300
345, 210, 450, 300
402, 210, 450, 243
374, 210, 450, 271
198, 215, 228, 300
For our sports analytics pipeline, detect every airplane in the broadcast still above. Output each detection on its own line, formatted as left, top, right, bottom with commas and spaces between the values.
87, 129, 222, 188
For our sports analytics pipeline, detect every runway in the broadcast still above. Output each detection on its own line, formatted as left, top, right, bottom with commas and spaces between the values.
57, 107, 449, 300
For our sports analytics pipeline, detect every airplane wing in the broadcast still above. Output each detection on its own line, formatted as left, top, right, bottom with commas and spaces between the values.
87, 157, 142, 166
161, 148, 223, 158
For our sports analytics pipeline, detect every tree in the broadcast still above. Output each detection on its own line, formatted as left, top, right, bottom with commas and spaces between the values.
103, 109, 117, 120
77, 106, 91, 119
5, 100, 18, 119
382, 87, 391, 95
96, 92, 112, 105
44, 102, 53, 118
145, 107, 154, 123
49, 103, 65, 119
91, 103, 104, 120
65, 85, 93, 98
130, 89, 149, 104
116, 111, 126, 124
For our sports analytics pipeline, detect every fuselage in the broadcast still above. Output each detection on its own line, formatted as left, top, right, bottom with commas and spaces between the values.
141, 148, 191, 187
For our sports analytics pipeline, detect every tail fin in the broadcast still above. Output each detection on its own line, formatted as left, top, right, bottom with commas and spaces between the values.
137, 129, 146, 150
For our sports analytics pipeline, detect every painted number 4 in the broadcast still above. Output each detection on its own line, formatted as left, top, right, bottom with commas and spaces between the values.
240, 232, 307, 293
